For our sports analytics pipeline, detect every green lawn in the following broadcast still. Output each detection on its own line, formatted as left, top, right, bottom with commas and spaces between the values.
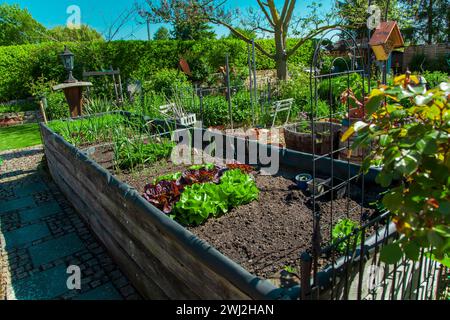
0, 123, 42, 151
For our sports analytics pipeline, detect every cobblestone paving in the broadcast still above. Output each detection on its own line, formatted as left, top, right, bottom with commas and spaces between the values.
0, 146, 141, 300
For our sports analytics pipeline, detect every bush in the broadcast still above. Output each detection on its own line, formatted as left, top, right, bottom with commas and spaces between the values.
343, 76, 450, 262
0, 39, 314, 102
422, 71, 449, 88
142, 69, 191, 97
0, 101, 37, 113
29, 76, 69, 120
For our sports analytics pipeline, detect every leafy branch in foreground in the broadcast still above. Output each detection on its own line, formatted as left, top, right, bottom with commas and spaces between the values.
342, 74, 450, 264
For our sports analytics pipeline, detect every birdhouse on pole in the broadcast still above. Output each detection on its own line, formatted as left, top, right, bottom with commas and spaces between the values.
369, 21, 404, 61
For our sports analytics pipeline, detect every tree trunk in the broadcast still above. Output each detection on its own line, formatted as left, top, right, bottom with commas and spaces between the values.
276, 56, 288, 80
274, 27, 288, 80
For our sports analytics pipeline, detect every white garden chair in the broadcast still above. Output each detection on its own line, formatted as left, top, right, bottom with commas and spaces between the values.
159, 102, 196, 127
270, 98, 294, 128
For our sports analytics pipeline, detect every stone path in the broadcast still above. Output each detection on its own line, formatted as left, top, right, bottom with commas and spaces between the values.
0, 146, 140, 300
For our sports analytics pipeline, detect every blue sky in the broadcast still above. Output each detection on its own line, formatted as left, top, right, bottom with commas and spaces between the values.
6, 0, 334, 40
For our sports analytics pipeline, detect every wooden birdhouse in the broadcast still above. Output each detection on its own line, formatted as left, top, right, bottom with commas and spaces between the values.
369, 21, 404, 61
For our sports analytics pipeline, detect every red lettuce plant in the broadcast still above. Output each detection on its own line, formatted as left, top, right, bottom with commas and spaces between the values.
226, 163, 255, 174
180, 167, 222, 185
143, 180, 183, 214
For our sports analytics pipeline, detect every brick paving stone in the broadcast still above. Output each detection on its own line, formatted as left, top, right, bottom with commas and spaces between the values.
0, 147, 141, 300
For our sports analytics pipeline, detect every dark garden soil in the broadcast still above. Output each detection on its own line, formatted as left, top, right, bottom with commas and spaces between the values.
188, 175, 375, 279
87, 145, 377, 280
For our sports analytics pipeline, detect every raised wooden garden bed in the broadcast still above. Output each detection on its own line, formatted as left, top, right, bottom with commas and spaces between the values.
40, 113, 440, 300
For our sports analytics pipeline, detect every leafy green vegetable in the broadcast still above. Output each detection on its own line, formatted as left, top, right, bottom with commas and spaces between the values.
175, 183, 228, 225
188, 163, 216, 170
219, 169, 260, 207
154, 172, 182, 184
332, 218, 362, 254
144, 166, 260, 226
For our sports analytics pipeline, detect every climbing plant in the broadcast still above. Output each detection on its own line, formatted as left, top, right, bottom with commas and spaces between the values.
342, 74, 450, 265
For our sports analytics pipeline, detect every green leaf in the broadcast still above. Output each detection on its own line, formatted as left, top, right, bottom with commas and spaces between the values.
354, 121, 369, 132
366, 90, 385, 114
375, 172, 393, 188
427, 231, 444, 248
415, 94, 433, 106
382, 189, 403, 212
380, 243, 403, 264
379, 135, 392, 147
438, 202, 450, 215
403, 242, 420, 261
425, 252, 450, 268
416, 136, 438, 155
394, 152, 420, 176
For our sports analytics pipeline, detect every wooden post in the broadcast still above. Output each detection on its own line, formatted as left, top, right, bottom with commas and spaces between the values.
63, 86, 83, 117
39, 97, 48, 124
52, 82, 92, 118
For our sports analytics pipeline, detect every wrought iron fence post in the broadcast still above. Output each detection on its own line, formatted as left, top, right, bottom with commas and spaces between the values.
300, 252, 312, 300
312, 211, 322, 287
225, 54, 233, 129
199, 89, 204, 128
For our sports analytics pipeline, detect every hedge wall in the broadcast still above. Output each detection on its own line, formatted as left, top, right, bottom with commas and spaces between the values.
0, 39, 313, 102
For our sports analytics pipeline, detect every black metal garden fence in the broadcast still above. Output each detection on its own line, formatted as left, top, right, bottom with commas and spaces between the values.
297, 27, 445, 300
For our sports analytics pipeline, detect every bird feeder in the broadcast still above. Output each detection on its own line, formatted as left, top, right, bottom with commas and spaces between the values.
369, 21, 404, 61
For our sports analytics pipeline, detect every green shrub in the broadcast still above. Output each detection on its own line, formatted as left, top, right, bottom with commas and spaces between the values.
29, 76, 69, 120
0, 39, 314, 102
422, 71, 449, 88
142, 69, 191, 97
0, 101, 37, 113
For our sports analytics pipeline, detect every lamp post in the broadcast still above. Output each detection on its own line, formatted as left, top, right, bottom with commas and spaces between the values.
53, 46, 92, 118
59, 46, 77, 83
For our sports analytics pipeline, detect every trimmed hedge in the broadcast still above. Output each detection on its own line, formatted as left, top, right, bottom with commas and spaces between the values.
0, 39, 313, 102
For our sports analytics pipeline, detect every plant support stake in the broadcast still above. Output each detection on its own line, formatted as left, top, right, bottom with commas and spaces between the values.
226, 54, 233, 129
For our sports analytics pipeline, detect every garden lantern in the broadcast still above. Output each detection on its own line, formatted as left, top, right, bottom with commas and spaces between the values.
59, 46, 77, 83
369, 21, 404, 61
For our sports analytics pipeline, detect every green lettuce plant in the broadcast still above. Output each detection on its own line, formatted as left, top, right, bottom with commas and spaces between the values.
175, 183, 228, 226
154, 172, 182, 184
170, 169, 259, 226
331, 218, 362, 254
219, 169, 260, 207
